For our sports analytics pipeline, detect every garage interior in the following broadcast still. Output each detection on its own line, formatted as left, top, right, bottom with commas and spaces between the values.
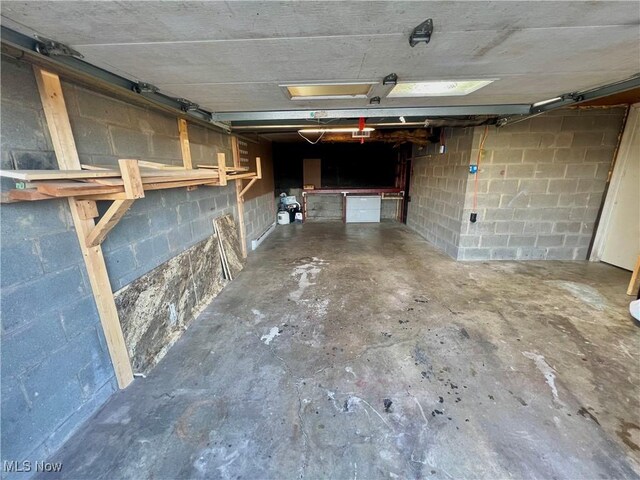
1, 2, 639, 479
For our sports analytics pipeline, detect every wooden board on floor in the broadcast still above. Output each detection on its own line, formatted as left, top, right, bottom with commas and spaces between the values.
213, 214, 245, 279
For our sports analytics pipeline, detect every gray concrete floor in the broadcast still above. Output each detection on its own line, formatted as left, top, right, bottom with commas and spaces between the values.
42, 222, 640, 479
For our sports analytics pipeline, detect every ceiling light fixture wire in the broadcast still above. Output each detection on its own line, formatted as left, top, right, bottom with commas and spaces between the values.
298, 130, 326, 145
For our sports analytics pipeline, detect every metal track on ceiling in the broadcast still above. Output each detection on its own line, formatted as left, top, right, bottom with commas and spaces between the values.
2, 25, 639, 131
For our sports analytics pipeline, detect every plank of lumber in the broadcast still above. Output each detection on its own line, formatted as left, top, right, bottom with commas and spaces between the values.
627, 255, 640, 296
7, 189, 55, 201
36, 181, 123, 197
137, 160, 185, 170
227, 172, 258, 180
255, 156, 262, 179
0, 169, 123, 181
231, 136, 248, 258
217, 153, 227, 186
34, 66, 134, 389
197, 164, 250, 172
119, 159, 144, 199
86, 200, 135, 247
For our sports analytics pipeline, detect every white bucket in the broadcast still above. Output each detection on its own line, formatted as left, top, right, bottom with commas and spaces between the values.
277, 211, 290, 225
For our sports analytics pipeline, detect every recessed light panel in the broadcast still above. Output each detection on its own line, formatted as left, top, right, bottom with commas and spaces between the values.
283, 83, 375, 100
388, 80, 495, 97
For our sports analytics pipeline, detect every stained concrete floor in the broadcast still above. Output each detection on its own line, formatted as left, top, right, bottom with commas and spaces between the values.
41, 222, 640, 479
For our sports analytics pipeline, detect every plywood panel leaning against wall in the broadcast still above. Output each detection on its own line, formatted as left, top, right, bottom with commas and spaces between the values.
592, 104, 640, 271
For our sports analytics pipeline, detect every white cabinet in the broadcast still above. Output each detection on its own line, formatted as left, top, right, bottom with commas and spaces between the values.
346, 195, 381, 223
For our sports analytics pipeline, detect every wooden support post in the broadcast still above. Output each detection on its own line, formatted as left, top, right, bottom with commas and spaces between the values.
34, 66, 134, 389
76, 200, 99, 220
238, 177, 258, 199
255, 156, 262, 179
119, 159, 144, 199
178, 118, 198, 191
217, 152, 227, 186
627, 255, 640, 296
86, 200, 135, 247
231, 137, 248, 258
177, 119, 193, 169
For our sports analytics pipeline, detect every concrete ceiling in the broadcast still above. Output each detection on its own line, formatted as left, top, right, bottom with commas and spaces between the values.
2, 1, 639, 114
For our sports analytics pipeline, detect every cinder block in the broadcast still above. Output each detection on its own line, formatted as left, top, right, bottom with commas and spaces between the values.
571, 132, 604, 148
553, 132, 573, 148
1, 56, 43, 109
149, 207, 179, 233
523, 149, 555, 164
77, 344, 113, 400
484, 208, 515, 221
534, 163, 567, 178
553, 148, 586, 163
1, 312, 67, 375
523, 222, 553, 234
528, 193, 559, 208
190, 217, 214, 243
0, 240, 43, 289
508, 235, 537, 247
104, 245, 137, 289
505, 164, 536, 178
481, 235, 509, 247
133, 234, 170, 271
490, 149, 523, 164
488, 179, 519, 194
136, 109, 179, 137
576, 179, 604, 193
529, 116, 563, 132
573, 247, 589, 260
0, 381, 32, 463
11, 150, 58, 170
1, 266, 85, 333
167, 224, 194, 254
548, 179, 578, 194
553, 222, 582, 234
546, 247, 576, 260
541, 207, 572, 221
510, 133, 542, 149
1, 102, 50, 151
109, 126, 150, 158
69, 116, 114, 156
490, 248, 518, 260
565, 163, 598, 178
519, 179, 549, 194
500, 192, 529, 208
584, 147, 614, 164
496, 221, 525, 234
39, 230, 83, 273
102, 213, 151, 251
461, 248, 491, 261
75, 87, 131, 127
59, 296, 100, 341
536, 234, 565, 247
517, 247, 547, 260
151, 135, 181, 160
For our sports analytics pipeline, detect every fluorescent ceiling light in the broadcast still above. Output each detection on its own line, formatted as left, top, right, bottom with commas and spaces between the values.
532, 96, 563, 108
283, 83, 375, 100
388, 80, 495, 97
299, 127, 375, 133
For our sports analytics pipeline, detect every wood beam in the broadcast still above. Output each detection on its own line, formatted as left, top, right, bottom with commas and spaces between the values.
217, 152, 228, 186
178, 119, 193, 169
86, 200, 135, 247
231, 137, 248, 258
34, 66, 134, 389
238, 177, 258, 199
119, 159, 144, 199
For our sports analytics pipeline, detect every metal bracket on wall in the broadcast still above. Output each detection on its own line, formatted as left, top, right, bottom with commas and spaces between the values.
176, 98, 200, 112
133, 82, 159, 94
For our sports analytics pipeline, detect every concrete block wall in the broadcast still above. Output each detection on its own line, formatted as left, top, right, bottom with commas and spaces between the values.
243, 191, 276, 251
0, 55, 252, 471
458, 108, 625, 260
406, 128, 475, 258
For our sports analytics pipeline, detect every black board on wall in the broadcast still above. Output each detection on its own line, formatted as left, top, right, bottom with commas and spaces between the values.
273, 142, 398, 191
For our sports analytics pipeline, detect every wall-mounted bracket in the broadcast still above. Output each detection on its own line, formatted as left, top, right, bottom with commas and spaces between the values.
409, 19, 433, 47
133, 82, 159, 94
